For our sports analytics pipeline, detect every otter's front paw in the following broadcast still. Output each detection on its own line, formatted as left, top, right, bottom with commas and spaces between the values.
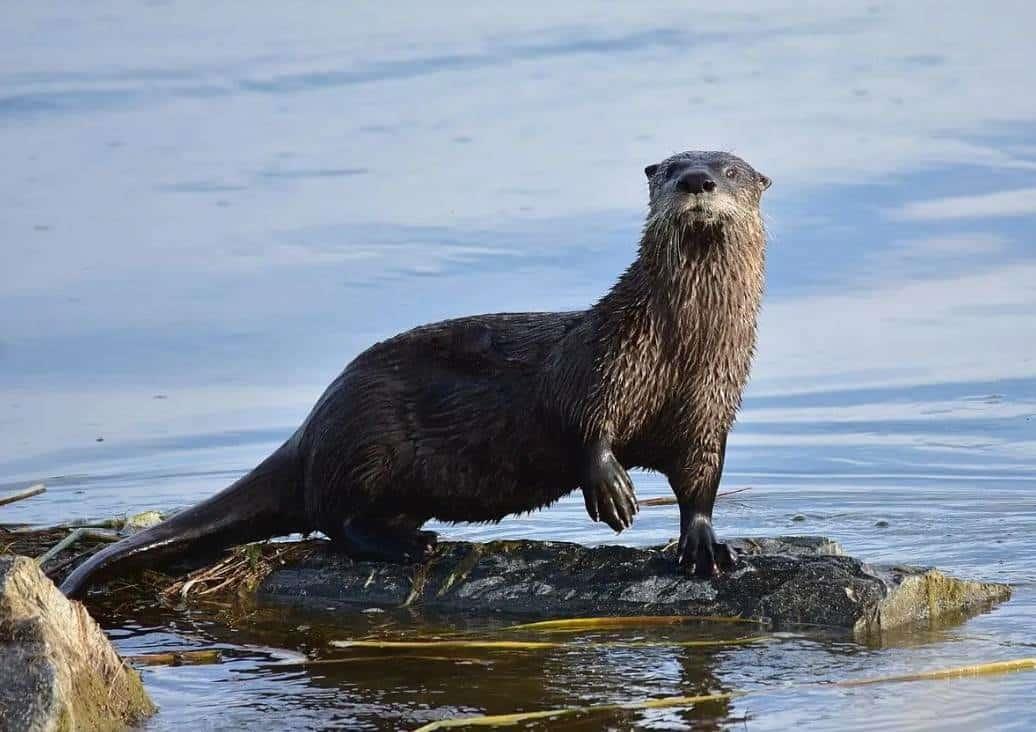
582, 449, 638, 532
678, 516, 736, 578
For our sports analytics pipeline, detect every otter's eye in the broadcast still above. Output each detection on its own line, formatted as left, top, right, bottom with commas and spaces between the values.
724, 167, 738, 179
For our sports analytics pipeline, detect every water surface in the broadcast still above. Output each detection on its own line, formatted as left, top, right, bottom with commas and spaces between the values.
2, 3, 1035, 730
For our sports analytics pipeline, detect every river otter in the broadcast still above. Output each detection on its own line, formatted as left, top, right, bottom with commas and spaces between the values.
61, 150, 771, 598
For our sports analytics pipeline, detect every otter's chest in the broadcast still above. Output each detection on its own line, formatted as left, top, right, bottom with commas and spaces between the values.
621, 280, 760, 443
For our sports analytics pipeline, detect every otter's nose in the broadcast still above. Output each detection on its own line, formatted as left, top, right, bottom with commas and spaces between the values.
676, 171, 717, 194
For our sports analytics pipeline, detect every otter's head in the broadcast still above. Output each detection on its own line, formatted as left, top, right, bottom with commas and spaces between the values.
644, 151, 771, 226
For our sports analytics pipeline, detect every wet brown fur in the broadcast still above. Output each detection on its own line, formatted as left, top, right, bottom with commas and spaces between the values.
61, 150, 770, 597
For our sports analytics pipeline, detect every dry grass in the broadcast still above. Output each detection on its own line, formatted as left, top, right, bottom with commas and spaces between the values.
1, 524, 318, 601
160, 541, 317, 600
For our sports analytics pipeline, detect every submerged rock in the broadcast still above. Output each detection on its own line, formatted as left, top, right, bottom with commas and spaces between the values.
257, 536, 1011, 641
0, 555, 155, 731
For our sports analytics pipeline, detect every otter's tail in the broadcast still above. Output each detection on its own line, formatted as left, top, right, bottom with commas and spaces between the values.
60, 441, 306, 598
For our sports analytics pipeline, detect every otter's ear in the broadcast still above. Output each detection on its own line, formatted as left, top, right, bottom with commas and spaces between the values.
758, 174, 772, 191
644, 163, 660, 180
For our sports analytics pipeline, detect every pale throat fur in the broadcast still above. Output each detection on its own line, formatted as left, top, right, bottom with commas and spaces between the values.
543, 209, 766, 462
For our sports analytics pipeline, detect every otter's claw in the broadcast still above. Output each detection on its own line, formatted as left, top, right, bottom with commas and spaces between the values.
582, 446, 638, 532
678, 515, 736, 578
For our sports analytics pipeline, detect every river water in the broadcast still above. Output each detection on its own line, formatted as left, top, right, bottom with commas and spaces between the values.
2, 2, 1035, 730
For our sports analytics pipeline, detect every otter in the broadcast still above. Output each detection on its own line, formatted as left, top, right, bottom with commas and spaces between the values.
61, 150, 771, 598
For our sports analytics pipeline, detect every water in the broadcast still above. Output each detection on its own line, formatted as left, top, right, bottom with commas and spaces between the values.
2, 2, 1035, 729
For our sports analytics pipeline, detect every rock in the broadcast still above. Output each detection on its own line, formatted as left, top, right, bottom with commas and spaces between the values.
256, 537, 1011, 641
0, 555, 155, 731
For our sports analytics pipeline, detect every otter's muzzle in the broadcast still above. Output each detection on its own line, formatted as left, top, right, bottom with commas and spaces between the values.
676, 170, 717, 195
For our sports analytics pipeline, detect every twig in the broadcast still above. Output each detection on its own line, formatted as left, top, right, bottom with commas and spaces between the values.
36, 529, 86, 565
638, 486, 751, 508
329, 636, 766, 650
0, 483, 46, 508
718, 486, 753, 499
123, 649, 222, 667
270, 655, 489, 668
331, 639, 558, 650
504, 614, 765, 633
35, 528, 119, 566
637, 497, 677, 507
81, 529, 121, 542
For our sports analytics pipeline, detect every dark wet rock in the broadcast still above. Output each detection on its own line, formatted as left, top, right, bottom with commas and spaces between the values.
257, 536, 1011, 641
0, 555, 155, 731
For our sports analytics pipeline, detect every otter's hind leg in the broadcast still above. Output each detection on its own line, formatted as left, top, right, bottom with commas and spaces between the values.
329, 516, 436, 564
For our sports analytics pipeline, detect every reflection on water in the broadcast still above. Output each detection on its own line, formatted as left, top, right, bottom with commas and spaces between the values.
1, 2, 1034, 729
89, 594, 1033, 731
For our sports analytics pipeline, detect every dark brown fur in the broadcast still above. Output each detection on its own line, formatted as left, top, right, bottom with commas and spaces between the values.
61, 150, 771, 597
